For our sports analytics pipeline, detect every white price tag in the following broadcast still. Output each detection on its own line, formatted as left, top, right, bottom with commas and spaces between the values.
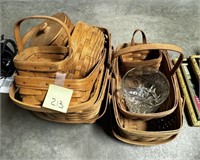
42, 84, 73, 113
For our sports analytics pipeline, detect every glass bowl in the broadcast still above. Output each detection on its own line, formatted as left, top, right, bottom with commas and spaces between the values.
121, 67, 170, 114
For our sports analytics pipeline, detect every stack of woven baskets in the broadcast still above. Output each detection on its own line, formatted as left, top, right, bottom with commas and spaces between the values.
9, 13, 185, 145
110, 29, 184, 145
9, 13, 111, 123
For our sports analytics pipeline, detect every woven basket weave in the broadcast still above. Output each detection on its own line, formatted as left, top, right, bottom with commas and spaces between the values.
110, 51, 184, 145
14, 16, 105, 79
9, 27, 111, 123
66, 21, 105, 79
13, 15, 73, 78
114, 29, 163, 73
112, 43, 183, 121
15, 49, 106, 106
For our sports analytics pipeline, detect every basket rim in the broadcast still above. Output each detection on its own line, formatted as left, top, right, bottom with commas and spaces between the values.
13, 45, 71, 71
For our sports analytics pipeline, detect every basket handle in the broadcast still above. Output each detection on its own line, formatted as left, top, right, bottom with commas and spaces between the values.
14, 15, 72, 55
131, 29, 147, 45
112, 43, 184, 76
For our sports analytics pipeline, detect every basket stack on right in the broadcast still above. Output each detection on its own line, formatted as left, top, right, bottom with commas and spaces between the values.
110, 29, 185, 146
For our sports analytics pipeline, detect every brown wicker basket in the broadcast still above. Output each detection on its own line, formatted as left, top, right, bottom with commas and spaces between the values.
110, 51, 184, 145
14, 16, 105, 79
114, 29, 163, 72
9, 27, 111, 123
14, 49, 106, 106
112, 42, 183, 121
13, 15, 73, 78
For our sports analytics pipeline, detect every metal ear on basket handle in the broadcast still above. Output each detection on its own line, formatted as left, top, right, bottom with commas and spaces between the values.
112, 43, 184, 76
14, 15, 72, 55
131, 29, 147, 45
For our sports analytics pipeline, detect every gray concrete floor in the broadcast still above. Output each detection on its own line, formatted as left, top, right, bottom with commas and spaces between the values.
1, 0, 200, 160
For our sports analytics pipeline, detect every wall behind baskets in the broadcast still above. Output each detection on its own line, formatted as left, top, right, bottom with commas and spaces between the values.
1, 1, 200, 160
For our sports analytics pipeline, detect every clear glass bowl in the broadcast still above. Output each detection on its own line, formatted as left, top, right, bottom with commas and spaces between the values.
121, 67, 170, 114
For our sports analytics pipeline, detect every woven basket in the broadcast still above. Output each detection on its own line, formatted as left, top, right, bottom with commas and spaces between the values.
13, 15, 73, 78
110, 51, 184, 145
9, 27, 111, 123
114, 29, 163, 73
112, 43, 183, 121
14, 16, 105, 79
14, 49, 106, 106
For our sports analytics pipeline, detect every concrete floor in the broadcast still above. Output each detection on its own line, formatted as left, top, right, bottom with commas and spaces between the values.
1, 0, 200, 160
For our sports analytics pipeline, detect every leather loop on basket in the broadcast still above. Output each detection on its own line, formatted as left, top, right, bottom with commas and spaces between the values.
55, 72, 66, 87
14, 15, 72, 55
131, 29, 147, 46
112, 43, 183, 76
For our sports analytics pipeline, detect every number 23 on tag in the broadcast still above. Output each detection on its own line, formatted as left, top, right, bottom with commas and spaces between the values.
42, 84, 73, 113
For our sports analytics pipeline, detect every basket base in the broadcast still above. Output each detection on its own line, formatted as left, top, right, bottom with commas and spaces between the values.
111, 124, 177, 146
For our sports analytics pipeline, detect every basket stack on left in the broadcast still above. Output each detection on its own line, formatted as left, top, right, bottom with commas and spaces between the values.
9, 13, 112, 123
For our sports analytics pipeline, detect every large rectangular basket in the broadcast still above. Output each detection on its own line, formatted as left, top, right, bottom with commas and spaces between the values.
110, 51, 184, 145
112, 43, 183, 121
14, 49, 106, 106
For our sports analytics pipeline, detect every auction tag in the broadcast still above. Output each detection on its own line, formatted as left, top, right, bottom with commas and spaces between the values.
42, 84, 73, 113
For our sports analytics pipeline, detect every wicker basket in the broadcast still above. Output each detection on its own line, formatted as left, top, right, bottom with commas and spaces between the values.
14, 49, 106, 106
110, 51, 184, 145
114, 29, 163, 72
9, 27, 111, 123
112, 42, 183, 121
13, 15, 73, 78
14, 16, 105, 79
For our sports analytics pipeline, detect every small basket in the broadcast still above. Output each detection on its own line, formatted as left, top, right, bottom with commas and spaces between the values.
110, 51, 184, 145
13, 15, 73, 78
9, 27, 112, 123
112, 41, 183, 121
114, 29, 163, 72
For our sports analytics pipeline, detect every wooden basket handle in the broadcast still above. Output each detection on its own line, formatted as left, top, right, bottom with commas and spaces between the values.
14, 15, 72, 55
131, 29, 147, 45
112, 43, 184, 76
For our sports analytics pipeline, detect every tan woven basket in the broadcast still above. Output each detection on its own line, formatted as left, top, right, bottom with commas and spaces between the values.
114, 29, 163, 73
110, 51, 184, 145
9, 27, 111, 123
13, 15, 73, 78
14, 16, 105, 79
15, 49, 106, 106
112, 43, 183, 121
